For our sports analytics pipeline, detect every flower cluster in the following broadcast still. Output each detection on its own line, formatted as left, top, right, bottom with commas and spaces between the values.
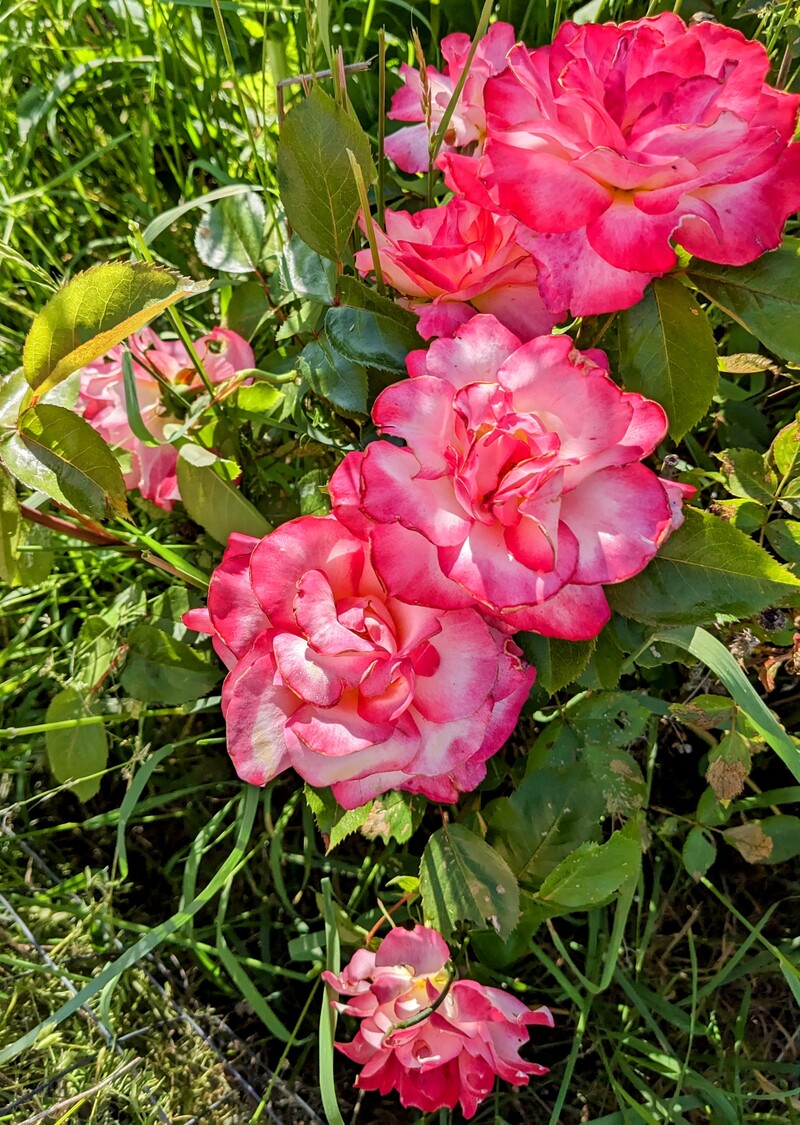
323, 924, 553, 1118
372, 12, 800, 328
78, 326, 253, 509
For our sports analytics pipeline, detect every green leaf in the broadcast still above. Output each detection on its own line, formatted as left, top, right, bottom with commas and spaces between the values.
485, 762, 604, 888
617, 276, 718, 440
225, 281, 270, 341
298, 469, 331, 516
717, 448, 777, 504
45, 687, 108, 802
518, 634, 595, 695
304, 785, 372, 852
176, 444, 271, 545
771, 416, 800, 480
194, 191, 266, 274
758, 814, 800, 864
230, 382, 284, 419
336, 275, 419, 330
271, 234, 337, 305
18, 405, 128, 519
420, 822, 520, 940
277, 86, 373, 261
23, 262, 207, 394
73, 615, 116, 692
535, 822, 641, 910
682, 826, 717, 881
299, 335, 368, 417
585, 747, 647, 817
608, 508, 800, 626
710, 498, 766, 534
765, 520, 800, 564
687, 240, 800, 363
0, 466, 22, 585
121, 623, 222, 704
695, 788, 730, 827
325, 305, 419, 376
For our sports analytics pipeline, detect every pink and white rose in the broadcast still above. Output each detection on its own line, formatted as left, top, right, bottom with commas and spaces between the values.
331, 315, 693, 640
452, 13, 800, 315
78, 327, 254, 510
386, 22, 516, 173
355, 197, 561, 340
323, 924, 553, 1118
183, 518, 535, 808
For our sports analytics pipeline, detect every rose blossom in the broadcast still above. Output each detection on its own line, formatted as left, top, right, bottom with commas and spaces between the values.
323, 924, 553, 1118
385, 22, 516, 173
182, 517, 534, 808
330, 315, 693, 640
451, 13, 800, 316
78, 327, 254, 509
355, 197, 562, 341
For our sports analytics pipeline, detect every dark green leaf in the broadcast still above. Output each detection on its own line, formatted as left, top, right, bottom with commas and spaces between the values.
765, 520, 800, 564
695, 788, 730, 827
277, 86, 373, 261
271, 235, 337, 305
618, 276, 718, 440
682, 826, 717, 881
485, 762, 604, 887
608, 509, 800, 625
336, 275, 418, 330
535, 821, 641, 910
518, 634, 595, 695
225, 281, 270, 341
45, 687, 108, 802
420, 822, 520, 940
23, 262, 206, 393
121, 623, 221, 704
759, 814, 800, 863
176, 444, 271, 545
195, 191, 266, 274
18, 405, 128, 519
299, 335, 368, 416
73, 615, 116, 692
325, 305, 420, 376
687, 240, 800, 363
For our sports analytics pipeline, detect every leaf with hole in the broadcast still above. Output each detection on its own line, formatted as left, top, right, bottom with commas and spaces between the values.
23, 262, 207, 394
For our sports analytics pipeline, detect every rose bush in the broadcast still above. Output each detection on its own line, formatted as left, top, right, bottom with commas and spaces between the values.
183, 517, 535, 808
385, 21, 515, 173
78, 326, 253, 509
331, 315, 693, 639
323, 924, 553, 1118
449, 13, 800, 315
355, 196, 559, 340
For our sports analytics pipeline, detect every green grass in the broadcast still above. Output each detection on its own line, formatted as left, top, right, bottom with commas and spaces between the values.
2, 0, 800, 1122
